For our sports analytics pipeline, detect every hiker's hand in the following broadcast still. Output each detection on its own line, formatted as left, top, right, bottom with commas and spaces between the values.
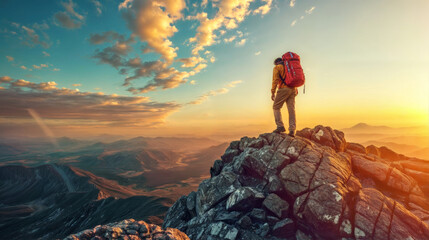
271, 94, 275, 101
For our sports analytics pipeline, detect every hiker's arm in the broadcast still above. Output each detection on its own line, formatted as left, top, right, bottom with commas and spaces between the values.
271, 66, 279, 96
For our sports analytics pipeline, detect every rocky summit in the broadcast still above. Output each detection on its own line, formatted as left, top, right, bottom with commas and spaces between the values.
64, 219, 189, 240
163, 125, 429, 240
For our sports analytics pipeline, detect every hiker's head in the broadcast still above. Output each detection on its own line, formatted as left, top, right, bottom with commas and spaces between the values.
274, 58, 283, 65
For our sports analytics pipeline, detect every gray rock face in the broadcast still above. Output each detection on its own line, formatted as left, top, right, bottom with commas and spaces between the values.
64, 219, 189, 240
163, 125, 429, 240
226, 187, 265, 211
262, 193, 289, 218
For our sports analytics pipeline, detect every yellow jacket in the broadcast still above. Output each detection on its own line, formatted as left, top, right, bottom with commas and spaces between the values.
271, 64, 291, 94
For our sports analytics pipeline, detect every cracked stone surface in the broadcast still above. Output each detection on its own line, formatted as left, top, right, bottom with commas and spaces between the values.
163, 125, 429, 239
64, 219, 189, 240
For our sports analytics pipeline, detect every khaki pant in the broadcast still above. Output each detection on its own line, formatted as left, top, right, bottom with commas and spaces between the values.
273, 87, 296, 131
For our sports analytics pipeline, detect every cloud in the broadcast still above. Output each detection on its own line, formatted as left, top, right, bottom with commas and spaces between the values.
291, 20, 297, 26
255, 51, 261, 56
91, 37, 135, 68
42, 51, 50, 57
54, 0, 85, 29
52, 68, 60, 71
224, 35, 236, 43
306, 6, 316, 15
193, 63, 207, 73
289, 0, 296, 7
91, 0, 102, 15
236, 38, 246, 46
54, 12, 83, 29
20, 66, 32, 71
187, 80, 242, 105
189, 80, 196, 85
72, 83, 81, 87
32, 64, 49, 70
118, 0, 133, 9
120, 0, 186, 62
210, 56, 216, 63
62, 0, 84, 20
32, 22, 49, 30
21, 26, 51, 48
89, 31, 124, 45
6, 56, 14, 62
225, 80, 243, 88
0, 76, 180, 127
89, 29, 191, 93
0, 76, 13, 83
253, 0, 273, 15
187, 0, 269, 55
177, 56, 206, 68
127, 66, 189, 94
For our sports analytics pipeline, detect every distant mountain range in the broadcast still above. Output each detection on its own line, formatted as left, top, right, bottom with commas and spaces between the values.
0, 136, 228, 199
342, 123, 429, 159
0, 164, 171, 239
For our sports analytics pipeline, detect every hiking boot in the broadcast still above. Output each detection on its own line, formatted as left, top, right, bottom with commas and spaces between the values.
273, 126, 286, 133
288, 131, 295, 137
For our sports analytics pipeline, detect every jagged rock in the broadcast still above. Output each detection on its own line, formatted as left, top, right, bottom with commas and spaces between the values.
262, 193, 289, 218
163, 125, 429, 240
379, 146, 400, 161
163, 196, 190, 229
249, 208, 266, 222
266, 174, 283, 193
64, 219, 189, 240
237, 215, 252, 229
210, 160, 224, 177
186, 191, 197, 217
366, 145, 381, 156
295, 230, 313, 240
196, 171, 241, 216
297, 125, 346, 152
352, 155, 389, 182
205, 222, 239, 240
266, 215, 280, 226
222, 147, 240, 163
214, 211, 241, 224
271, 218, 296, 238
346, 142, 366, 154
255, 222, 270, 237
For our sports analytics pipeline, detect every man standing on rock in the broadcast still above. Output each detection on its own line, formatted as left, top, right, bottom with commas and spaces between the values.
271, 57, 297, 136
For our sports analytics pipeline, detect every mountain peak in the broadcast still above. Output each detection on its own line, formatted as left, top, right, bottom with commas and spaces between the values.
352, 122, 370, 128
162, 125, 429, 239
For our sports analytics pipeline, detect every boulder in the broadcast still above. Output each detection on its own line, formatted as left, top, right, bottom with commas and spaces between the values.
297, 125, 346, 152
346, 142, 366, 154
271, 218, 296, 238
379, 146, 400, 161
196, 171, 241, 216
262, 193, 289, 218
226, 187, 264, 211
366, 145, 380, 157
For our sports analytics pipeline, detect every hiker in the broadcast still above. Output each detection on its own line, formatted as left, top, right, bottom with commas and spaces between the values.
271, 57, 296, 136
271, 52, 305, 137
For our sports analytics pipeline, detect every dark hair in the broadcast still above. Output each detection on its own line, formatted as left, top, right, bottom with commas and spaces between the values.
274, 57, 283, 65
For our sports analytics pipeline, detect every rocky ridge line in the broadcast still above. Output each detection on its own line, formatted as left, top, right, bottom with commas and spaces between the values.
163, 125, 429, 239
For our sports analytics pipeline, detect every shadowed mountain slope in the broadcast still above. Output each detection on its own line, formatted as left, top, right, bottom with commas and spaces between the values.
0, 164, 171, 239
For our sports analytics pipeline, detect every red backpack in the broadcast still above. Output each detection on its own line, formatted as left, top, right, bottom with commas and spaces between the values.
281, 52, 305, 89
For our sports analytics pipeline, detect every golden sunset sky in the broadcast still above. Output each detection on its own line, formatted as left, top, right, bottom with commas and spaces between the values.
0, 0, 428, 139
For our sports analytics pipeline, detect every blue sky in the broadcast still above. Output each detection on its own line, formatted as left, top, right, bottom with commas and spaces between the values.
0, 0, 428, 138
